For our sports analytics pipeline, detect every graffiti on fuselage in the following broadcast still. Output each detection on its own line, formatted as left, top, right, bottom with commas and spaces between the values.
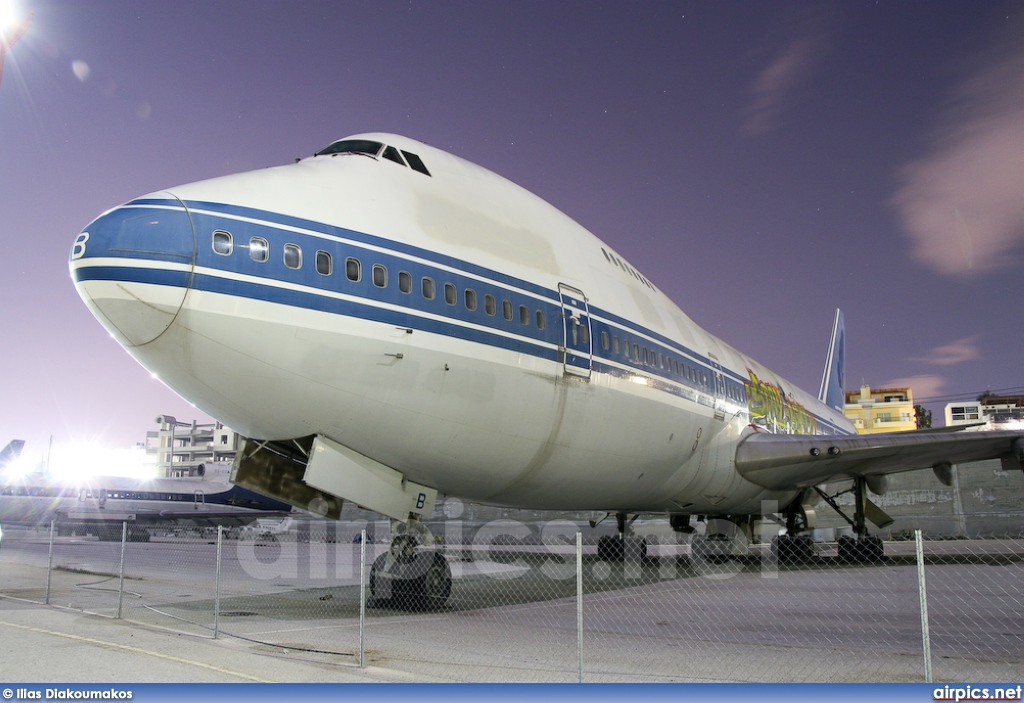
745, 369, 818, 434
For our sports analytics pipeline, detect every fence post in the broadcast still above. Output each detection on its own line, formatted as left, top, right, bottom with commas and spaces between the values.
915, 529, 933, 682
359, 528, 367, 668
576, 530, 583, 683
214, 525, 223, 639
116, 521, 127, 619
45, 519, 55, 605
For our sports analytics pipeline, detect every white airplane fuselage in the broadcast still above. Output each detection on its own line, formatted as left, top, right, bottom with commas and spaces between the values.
0, 465, 292, 528
71, 133, 854, 519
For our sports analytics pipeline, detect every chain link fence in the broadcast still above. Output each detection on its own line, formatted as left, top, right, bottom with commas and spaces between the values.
1, 509, 1022, 682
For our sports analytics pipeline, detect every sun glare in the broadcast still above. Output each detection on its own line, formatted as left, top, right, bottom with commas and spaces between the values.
0, 0, 19, 36
1, 453, 37, 481
46, 443, 158, 482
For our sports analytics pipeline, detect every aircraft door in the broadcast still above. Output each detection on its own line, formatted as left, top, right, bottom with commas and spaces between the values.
708, 354, 727, 421
558, 283, 592, 379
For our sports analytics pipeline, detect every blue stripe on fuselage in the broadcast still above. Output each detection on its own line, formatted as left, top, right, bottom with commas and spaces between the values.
80, 199, 849, 435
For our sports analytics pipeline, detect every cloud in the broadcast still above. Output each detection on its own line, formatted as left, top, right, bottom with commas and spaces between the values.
742, 8, 831, 137
71, 59, 90, 82
882, 374, 946, 402
909, 336, 980, 366
891, 35, 1024, 276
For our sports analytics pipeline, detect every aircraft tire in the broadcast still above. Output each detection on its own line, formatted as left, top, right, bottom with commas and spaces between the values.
597, 535, 622, 561
369, 551, 452, 610
408, 552, 452, 611
368, 553, 392, 606
837, 535, 884, 563
772, 535, 814, 564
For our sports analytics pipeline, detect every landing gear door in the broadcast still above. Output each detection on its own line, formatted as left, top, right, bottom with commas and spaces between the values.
558, 283, 592, 379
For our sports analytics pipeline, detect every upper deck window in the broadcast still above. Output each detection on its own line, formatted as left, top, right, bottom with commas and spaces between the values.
316, 139, 383, 158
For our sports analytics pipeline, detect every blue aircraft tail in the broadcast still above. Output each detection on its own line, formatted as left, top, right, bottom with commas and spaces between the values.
818, 310, 845, 413
0, 440, 25, 466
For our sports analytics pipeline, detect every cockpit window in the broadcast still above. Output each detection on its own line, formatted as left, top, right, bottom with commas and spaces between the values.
402, 150, 431, 176
382, 145, 406, 166
315, 139, 431, 176
315, 139, 383, 157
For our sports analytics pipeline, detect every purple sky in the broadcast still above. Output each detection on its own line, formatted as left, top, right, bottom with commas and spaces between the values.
1, 1, 1022, 458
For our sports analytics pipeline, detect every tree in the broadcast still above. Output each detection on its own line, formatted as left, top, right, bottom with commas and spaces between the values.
914, 404, 933, 429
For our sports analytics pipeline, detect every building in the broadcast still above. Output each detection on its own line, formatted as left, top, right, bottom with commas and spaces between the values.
814, 390, 1024, 539
844, 385, 917, 434
946, 395, 1024, 430
146, 415, 240, 477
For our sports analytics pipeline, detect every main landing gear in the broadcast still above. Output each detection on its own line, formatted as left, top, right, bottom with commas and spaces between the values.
594, 512, 648, 561
783, 476, 890, 564
815, 476, 887, 563
771, 499, 816, 564
369, 517, 452, 610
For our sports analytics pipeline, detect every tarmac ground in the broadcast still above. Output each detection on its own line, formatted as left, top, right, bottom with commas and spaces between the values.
1, 527, 1022, 683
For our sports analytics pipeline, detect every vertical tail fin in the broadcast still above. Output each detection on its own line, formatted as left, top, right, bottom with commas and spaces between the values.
818, 310, 845, 412
0, 440, 25, 466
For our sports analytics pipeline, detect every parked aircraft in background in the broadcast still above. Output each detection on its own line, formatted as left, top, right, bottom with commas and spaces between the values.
70, 133, 1024, 606
0, 460, 292, 541
0, 440, 24, 467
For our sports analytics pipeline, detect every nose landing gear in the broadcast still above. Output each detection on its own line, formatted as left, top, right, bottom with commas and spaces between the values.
369, 518, 452, 610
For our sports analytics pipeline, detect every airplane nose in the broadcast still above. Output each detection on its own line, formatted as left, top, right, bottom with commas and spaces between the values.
70, 192, 196, 347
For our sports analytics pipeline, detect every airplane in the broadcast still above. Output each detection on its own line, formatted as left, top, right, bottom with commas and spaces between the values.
69, 132, 1024, 606
0, 459, 293, 542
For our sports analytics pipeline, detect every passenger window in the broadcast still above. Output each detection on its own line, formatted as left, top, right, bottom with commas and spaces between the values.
601, 331, 610, 351
580, 325, 589, 345
346, 257, 361, 282
484, 294, 496, 316
284, 243, 301, 269
250, 237, 269, 262
315, 250, 332, 275
422, 277, 435, 300
213, 230, 232, 256
535, 310, 545, 330
502, 299, 513, 321
613, 336, 620, 354
444, 283, 457, 305
465, 289, 477, 311
399, 271, 412, 294
519, 304, 529, 324
372, 264, 387, 288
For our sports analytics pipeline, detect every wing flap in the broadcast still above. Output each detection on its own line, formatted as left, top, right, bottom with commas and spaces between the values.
736, 429, 1024, 490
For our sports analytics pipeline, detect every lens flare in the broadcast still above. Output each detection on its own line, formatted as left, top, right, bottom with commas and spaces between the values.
0, 0, 20, 37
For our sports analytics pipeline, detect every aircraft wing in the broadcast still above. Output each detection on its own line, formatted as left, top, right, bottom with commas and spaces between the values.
735, 428, 1024, 490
